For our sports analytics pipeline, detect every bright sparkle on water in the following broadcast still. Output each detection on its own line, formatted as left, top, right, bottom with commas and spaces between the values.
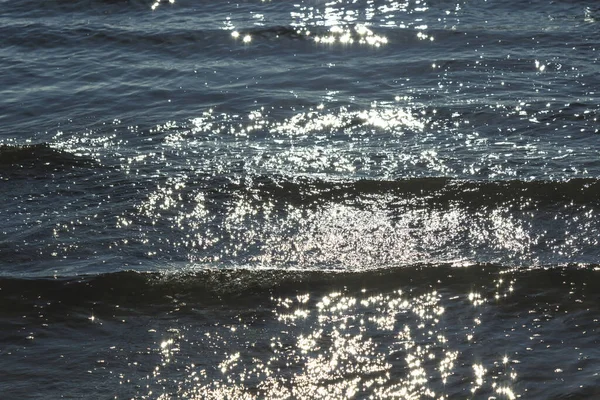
151, 0, 174, 11
313, 25, 388, 47
136, 283, 521, 399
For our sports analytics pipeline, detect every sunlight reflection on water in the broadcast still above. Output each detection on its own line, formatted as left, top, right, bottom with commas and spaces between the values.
143, 279, 521, 399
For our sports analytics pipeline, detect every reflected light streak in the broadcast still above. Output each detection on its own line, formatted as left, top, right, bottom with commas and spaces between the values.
131, 269, 526, 400
151, 0, 174, 11
313, 24, 388, 47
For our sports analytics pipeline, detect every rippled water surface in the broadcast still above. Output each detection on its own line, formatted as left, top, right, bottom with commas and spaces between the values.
1, 0, 600, 398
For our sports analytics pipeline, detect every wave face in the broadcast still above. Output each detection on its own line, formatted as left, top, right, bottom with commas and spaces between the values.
2, 0, 600, 398
2, 151, 600, 276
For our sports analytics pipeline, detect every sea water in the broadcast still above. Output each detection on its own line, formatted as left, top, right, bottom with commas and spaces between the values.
1, 0, 600, 398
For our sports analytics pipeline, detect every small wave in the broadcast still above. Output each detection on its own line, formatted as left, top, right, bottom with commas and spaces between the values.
0, 263, 597, 311
0, 143, 97, 178
202, 175, 600, 209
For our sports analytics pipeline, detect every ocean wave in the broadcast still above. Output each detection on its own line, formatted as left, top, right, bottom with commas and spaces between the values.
219, 175, 600, 209
4, 139, 599, 206
2, 159, 598, 275
0, 143, 97, 178
0, 263, 597, 309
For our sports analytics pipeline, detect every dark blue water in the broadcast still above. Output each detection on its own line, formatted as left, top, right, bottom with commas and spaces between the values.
2, 0, 600, 398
